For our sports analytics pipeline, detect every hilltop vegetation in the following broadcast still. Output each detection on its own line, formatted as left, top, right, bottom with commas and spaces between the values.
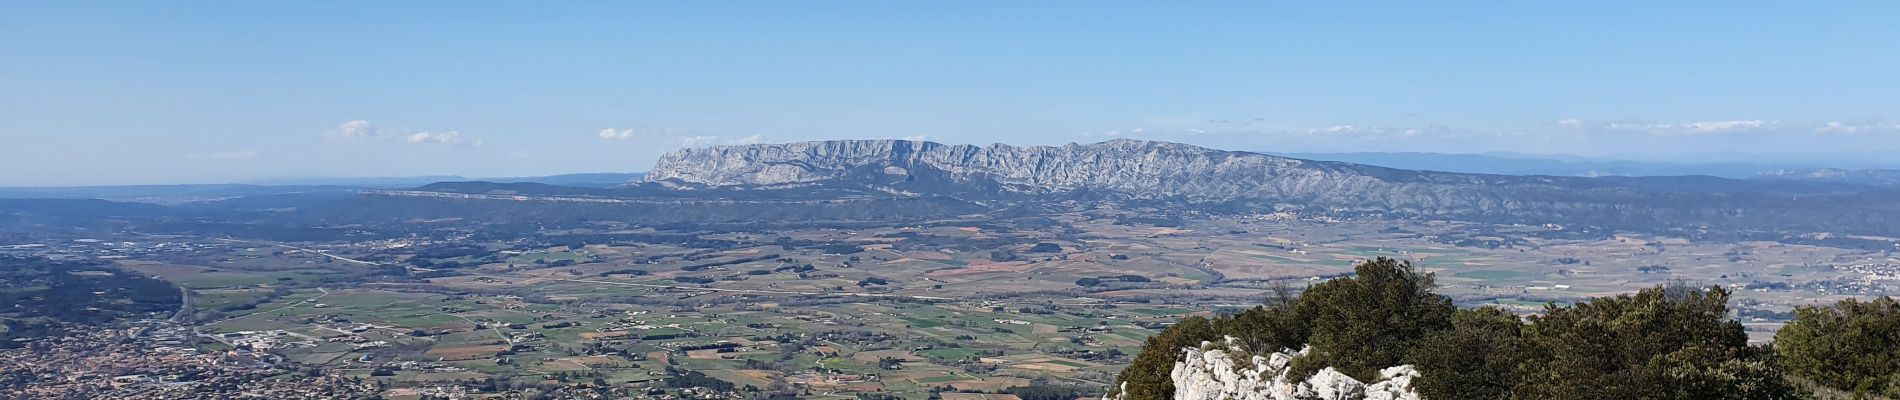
1113, 257, 1898, 400
1775, 296, 1900, 397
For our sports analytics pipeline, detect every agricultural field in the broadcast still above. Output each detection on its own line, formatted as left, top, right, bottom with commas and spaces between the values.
54, 207, 1896, 398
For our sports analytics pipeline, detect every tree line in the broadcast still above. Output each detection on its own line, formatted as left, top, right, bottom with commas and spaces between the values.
1112, 257, 1900, 399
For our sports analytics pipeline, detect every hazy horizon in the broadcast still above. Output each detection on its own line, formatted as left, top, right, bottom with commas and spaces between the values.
5, 2, 1898, 185
10, 142, 1898, 188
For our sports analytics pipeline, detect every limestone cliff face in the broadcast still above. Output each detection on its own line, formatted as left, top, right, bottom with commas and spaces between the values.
1108, 338, 1421, 400
646, 139, 1543, 210
646, 140, 947, 189
640, 139, 1900, 235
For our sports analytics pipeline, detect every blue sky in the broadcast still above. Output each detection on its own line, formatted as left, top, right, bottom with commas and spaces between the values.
2, 1, 1897, 185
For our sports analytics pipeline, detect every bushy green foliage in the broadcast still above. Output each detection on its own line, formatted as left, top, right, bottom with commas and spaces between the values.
1219, 282, 1310, 355
664, 366, 735, 391
1112, 258, 1447, 397
1775, 296, 1900, 397
1111, 257, 1825, 400
1288, 258, 1453, 381
1004, 384, 1090, 400
1405, 307, 1526, 400
1114, 315, 1218, 399
1512, 285, 1789, 399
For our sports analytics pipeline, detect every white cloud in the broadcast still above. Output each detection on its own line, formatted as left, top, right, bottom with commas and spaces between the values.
1814, 121, 1883, 134
1082, 127, 1167, 138
336, 120, 375, 140
598, 127, 635, 141
600, 126, 717, 144
902, 134, 930, 142
331, 120, 478, 145
1314, 125, 1360, 134
1602, 122, 1649, 132
679, 135, 719, 147
1307, 125, 1400, 135
406, 131, 465, 145
1681, 120, 1769, 133
1818, 122, 1857, 134
1065, 118, 1897, 157
677, 135, 770, 147
1599, 119, 1776, 135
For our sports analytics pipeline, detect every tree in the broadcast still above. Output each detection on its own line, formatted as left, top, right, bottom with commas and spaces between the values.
1405, 307, 1526, 400
1288, 257, 1454, 381
1112, 316, 1217, 399
1775, 296, 1900, 397
1027, 242, 1063, 253
1111, 258, 1801, 400
1512, 285, 1790, 400
1006, 384, 1088, 400
1220, 282, 1311, 355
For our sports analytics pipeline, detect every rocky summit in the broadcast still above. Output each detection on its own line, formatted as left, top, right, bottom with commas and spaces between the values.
1104, 338, 1420, 400
645, 139, 1375, 200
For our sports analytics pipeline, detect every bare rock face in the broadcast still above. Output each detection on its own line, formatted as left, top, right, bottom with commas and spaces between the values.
1107, 338, 1420, 400
645, 139, 1505, 206
640, 139, 1900, 235
647, 140, 942, 188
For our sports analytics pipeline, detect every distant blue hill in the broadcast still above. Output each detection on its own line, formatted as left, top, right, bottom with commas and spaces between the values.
245, 175, 470, 187
1269, 152, 1814, 179
480, 172, 645, 187
0, 172, 646, 204
247, 172, 643, 188
0, 184, 362, 204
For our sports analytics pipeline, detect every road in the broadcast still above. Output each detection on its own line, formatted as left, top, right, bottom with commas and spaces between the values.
451, 311, 513, 346
214, 238, 434, 272
169, 287, 196, 324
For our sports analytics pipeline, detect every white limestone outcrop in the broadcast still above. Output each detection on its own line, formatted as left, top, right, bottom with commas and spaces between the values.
1109, 337, 1421, 400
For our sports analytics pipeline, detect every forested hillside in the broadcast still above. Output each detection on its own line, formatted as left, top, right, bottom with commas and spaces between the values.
0, 256, 181, 348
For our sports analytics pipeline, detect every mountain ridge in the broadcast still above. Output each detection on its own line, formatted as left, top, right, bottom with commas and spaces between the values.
641, 139, 1900, 235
